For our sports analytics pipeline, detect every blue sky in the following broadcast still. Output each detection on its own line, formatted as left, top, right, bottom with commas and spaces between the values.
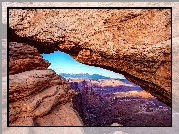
41, 51, 126, 79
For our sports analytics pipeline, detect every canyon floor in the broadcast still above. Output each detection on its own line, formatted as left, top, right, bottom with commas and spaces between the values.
68, 78, 171, 126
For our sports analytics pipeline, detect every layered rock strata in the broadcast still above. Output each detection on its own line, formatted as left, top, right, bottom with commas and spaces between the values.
9, 42, 83, 126
9, 9, 171, 107
9, 42, 50, 75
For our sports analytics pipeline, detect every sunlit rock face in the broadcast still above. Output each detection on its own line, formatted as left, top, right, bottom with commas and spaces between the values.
9, 9, 171, 106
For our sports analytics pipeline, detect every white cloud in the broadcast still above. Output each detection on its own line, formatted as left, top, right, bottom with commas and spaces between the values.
76, 65, 80, 67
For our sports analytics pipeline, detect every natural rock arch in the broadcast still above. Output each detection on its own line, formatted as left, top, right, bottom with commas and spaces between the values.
8, 8, 171, 106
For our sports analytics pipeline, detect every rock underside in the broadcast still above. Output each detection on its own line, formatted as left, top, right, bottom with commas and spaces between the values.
9, 9, 171, 107
8, 42, 83, 126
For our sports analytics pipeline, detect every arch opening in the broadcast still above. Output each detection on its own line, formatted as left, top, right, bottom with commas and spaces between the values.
8, 8, 171, 126
8, 17, 171, 108
41, 51, 171, 126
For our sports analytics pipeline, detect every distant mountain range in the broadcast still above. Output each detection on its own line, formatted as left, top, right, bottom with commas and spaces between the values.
59, 73, 122, 80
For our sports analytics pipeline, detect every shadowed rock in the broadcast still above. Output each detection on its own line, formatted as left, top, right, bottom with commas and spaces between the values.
9, 42, 50, 75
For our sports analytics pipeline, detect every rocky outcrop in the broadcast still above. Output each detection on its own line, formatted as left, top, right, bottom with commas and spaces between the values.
9, 42, 83, 126
34, 102, 83, 126
9, 42, 50, 75
9, 69, 66, 102
9, 80, 80, 126
9, 9, 171, 106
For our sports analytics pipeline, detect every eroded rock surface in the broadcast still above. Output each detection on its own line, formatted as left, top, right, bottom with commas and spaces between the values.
34, 102, 83, 126
8, 42, 83, 126
9, 84, 80, 126
9, 9, 171, 107
9, 42, 50, 75
9, 69, 66, 101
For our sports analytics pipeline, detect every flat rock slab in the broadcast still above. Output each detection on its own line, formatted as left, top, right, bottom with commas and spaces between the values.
9, 69, 67, 101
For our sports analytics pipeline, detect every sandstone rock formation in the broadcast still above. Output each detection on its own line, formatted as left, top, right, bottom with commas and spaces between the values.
68, 78, 137, 88
9, 42, 50, 75
9, 9, 171, 107
114, 90, 153, 99
9, 69, 69, 102
8, 42, 83, 126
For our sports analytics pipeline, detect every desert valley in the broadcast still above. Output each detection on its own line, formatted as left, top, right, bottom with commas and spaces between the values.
61, 73, 171, 126
7, 8, 172, 128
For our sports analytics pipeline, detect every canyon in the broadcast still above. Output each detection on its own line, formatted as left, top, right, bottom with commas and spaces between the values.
7, 8, 172, 126
69, 78, 171, 126
8, 9, 171, 107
